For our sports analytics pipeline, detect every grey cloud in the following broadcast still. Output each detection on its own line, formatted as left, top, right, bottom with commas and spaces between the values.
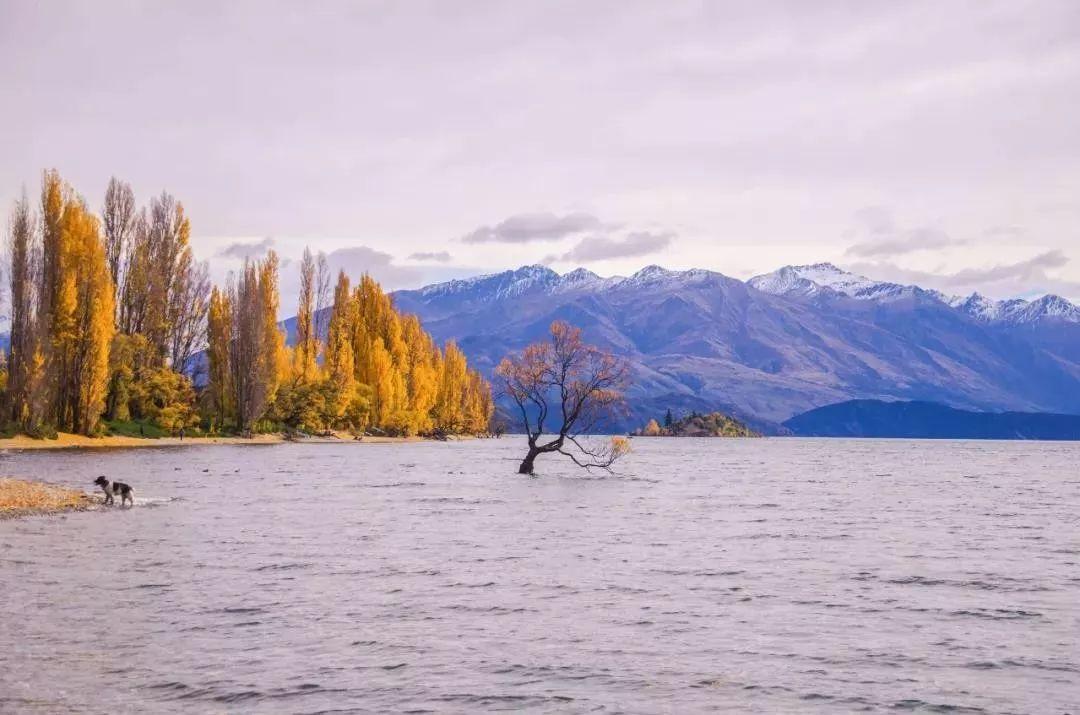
217, 237, 276, 260
323, 246, 423, 290
848, 250, 1079, 300
548, 231, 675, 264
408, 250, 453, 262
846, 227, 961, 259
845, 207, 963, 259
946, 249, 1068, 286
272, 245, 463, 319
461, 212, 602, 244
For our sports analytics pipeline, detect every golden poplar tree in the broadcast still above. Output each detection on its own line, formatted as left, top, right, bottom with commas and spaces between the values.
435, 341, 468, 431
48, 188, 115, 434
206, 286, 233, 428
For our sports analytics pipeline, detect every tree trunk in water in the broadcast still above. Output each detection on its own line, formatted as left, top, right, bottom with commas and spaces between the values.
518, 446, 541, 475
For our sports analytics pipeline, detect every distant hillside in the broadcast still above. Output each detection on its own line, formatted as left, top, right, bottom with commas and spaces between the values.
392, 263, 1080, 432
784, 400, 1080, 440
636, 411, 760, 438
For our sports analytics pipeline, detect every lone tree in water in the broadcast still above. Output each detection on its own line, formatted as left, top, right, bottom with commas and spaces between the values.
495, 321, 630, 475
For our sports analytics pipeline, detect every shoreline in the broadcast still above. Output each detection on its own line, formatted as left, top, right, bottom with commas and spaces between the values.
0, 477, 97, 520
0, 431, 470, 452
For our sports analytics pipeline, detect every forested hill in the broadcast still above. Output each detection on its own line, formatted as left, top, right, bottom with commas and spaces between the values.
784, 400, 1080, 440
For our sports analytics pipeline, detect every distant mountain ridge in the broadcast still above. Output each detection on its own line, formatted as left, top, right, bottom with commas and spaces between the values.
748, 262, 1080, 325
391, 262, 1080, 433
785, 399, 1080, 440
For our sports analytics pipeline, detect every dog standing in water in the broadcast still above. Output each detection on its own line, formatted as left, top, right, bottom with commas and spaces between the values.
93, 476, 134, 507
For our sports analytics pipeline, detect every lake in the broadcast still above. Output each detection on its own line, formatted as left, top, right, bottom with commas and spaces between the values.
1, 438, 1078, 713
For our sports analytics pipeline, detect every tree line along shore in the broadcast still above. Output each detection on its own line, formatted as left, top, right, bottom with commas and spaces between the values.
2, 170, 494, 443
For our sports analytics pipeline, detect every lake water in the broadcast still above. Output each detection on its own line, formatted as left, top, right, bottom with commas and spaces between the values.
1, 438, 1078, 713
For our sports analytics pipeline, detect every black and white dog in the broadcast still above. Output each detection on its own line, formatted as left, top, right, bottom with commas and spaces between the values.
93, 476, 134, 507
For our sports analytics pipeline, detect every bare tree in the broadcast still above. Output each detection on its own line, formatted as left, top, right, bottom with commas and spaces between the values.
119, 208, 150, 335
102, 177, 135, 295
6, 190, 40, 425
144, 191, 188, 358
295, 247, 317, 377
167, 254, 211, 371
495, 320, 630, 475
313, 251, 331, 345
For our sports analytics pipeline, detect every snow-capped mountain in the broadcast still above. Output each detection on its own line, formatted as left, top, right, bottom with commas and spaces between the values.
1006, 294, 1080, 324
750, 263, 1079, 324
948, 292, 1079, 324
748, 262, 889, 299
417, 264, 561, 301
392, 262, 1080, 431
414, 262, 1079, 325
416, 264, 718, 305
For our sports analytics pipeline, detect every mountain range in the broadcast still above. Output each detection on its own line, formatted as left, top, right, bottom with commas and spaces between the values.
387, 262, 1080, 433
785, 399, 1080, 440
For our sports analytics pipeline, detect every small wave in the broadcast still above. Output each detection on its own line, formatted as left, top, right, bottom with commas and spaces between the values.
444, 604, 536, 615
433, 693, 574, 706
950, 608, 1041, 621
891, 698, 987, 713
218, 606, 270, 615
253, 562, 312, 572
136, 496, 184, 509
865, 574, 1051, 593
651, 568, 745, 577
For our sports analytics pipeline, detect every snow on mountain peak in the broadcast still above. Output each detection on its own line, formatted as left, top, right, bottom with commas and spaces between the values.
417, 264, 558, 300
748, 262, 885, 299
1011, 294, 1080, 324
628, 265, 675, 282
412, 262, 1079, 324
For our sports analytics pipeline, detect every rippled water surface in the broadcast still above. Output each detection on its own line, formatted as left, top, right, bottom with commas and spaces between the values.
1, 438, 1079, 713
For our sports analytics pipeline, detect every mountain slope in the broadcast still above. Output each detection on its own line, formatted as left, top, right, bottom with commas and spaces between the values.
785, 399, 1080, 440
392, 265, 1080, 432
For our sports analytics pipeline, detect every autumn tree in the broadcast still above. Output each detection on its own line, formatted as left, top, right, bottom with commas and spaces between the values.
323, 271, 357, 422
38, 179, 116, 434
228, 251, 285, 432
495, 321, 630, 475
205, 286, 233, 429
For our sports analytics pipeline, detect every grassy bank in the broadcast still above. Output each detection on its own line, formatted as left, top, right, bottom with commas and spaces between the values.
0, 478, 95, 519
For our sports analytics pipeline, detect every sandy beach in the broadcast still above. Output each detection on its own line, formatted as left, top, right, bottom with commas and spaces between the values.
0, 431, 465, 451
0, 477, 96, 519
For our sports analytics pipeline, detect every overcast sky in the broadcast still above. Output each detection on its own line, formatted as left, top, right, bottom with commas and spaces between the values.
2, 0, 1079, 305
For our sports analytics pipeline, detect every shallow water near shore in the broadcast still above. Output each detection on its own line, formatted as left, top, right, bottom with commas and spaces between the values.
1, 438, 1078, 713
